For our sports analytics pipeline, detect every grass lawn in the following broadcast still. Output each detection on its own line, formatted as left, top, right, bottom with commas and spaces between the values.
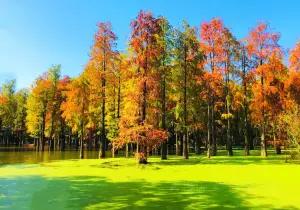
0, 151, 300, 210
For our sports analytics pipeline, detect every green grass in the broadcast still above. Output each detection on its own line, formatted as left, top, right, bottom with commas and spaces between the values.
0, 151, 300, 210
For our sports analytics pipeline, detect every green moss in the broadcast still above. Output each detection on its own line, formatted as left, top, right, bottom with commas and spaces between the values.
0, 152, 299, 209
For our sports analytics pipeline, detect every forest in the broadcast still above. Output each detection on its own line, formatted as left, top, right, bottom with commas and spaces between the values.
1, 10, 300, 164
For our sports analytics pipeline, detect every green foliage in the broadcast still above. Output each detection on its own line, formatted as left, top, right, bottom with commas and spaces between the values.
0, 80, 17, 128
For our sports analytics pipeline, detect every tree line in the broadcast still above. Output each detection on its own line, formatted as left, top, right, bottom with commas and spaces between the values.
1, 11, 300, 163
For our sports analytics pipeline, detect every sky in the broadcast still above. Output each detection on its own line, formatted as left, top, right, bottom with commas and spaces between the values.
1, 0, 300, 89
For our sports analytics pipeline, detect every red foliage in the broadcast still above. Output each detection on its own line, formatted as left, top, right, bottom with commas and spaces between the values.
114, 123, 168, 151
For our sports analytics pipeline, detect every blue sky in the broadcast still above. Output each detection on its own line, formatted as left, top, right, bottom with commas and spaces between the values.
1, 0, 300, 89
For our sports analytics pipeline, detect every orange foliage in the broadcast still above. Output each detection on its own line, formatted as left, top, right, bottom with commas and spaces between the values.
250, 54, 287, 124
246, 23, 281, 63
0, 95, 8, 106
289, 41, 300, 72
61, 75, 90, 133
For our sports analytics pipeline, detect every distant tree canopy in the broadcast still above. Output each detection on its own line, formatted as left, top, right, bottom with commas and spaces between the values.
1, 11, 300, 163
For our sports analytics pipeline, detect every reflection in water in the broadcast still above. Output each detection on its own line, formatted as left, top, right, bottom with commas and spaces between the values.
0, 149, 99, 165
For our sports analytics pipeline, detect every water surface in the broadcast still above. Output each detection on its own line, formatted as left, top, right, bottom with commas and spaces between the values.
0, 149, 99, 165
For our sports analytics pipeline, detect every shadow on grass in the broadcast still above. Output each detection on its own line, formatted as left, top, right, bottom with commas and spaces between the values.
1, 176, 298, 210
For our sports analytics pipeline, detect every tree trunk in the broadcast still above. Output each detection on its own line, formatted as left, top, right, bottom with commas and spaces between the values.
261, 91, 267, 155
261, 126, 267, 157
79, 135, 84, 159
60, 124, 66, 151
125, 143, 129, 158
226, 119, 233, 156
244, 122, 250, 156
242, 49, 250, 156
175, 132, 180, 156
183, 133, 188, 159
40, 110, 46, 152
88, 130, 93, 151
211, 102, 217, 156
260, 59, 268, 157
99, 51, 107, 159
112, 146, 115, 158
276, 146, 281, 155
207, 104, 212, 158
226, 98, 233, 156
183, 46, 188, 159
195, 133, 201, 155
36, 138, 40, 151
273, 127, 281, 154
225, 60, 233, 156
161, 74, 167, 160
117, 71, 121, 119
243, 111, 250, 155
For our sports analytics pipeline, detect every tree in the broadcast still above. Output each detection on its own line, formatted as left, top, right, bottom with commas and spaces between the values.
14, 89, 28, 145
26, 74, 51, 151
246, 23, 281, 157
0, 94, 7, 133
279, 42, 300, 154
0, 80, 17, 145
0, 80, 17, 129
155, 17, 173, 160
115, 11, 168, 163
26, 66, 64, 151
88, 22, 117, 158
172, 21, 204, 159
57, 76, 70, 151
251, 54, 287, 154
61, 74, 90, 158
200, 18, 226, 157
198, 70, 223, 158
221, 28, 240, 156
46, 65, 62, 150
239, 44, 253, 155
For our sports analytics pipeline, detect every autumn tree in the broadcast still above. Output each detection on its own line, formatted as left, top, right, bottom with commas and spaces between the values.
61, 74, 90, 158
57, 76, 70, 151
26, 65, 64, 151
238, 44, 254, 155
200, 18, 226, 157
246, 23, 281, 157
116, 11, 168, 163
105, 53, 126, 157
87, 22, 117, 158
26, 73, 51, 151
279, 41, 300, 154
251, 54, 287, 154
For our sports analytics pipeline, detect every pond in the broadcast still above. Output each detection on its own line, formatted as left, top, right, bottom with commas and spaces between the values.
0, 149, 99, 165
